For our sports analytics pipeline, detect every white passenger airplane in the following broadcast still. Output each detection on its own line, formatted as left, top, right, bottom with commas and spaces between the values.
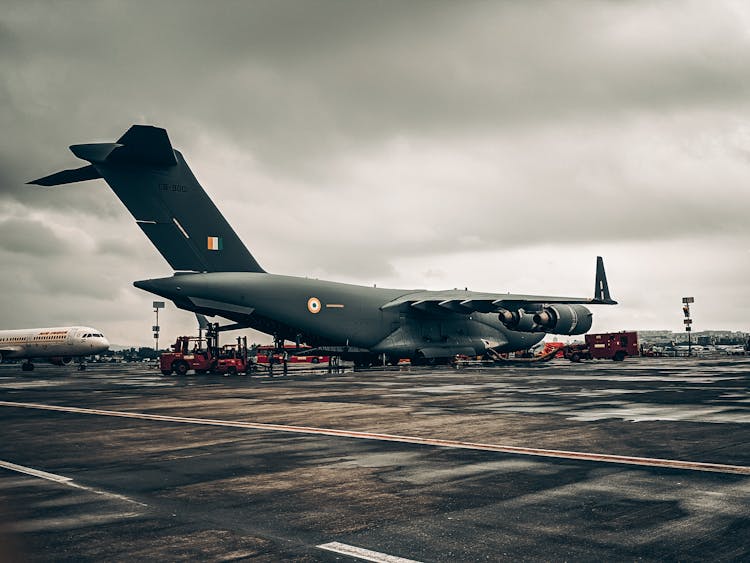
0, 326, 110, 371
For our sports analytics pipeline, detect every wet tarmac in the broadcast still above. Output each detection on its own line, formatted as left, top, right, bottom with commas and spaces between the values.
0, 357, 748, 562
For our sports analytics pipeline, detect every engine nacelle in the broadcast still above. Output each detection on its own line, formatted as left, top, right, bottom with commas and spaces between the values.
532, 304, 592, 335
49, 356, 74, 366
497, 309, 539, 332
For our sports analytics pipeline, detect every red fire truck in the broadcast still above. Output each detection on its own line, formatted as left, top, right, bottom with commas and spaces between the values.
564, 331, 639, 362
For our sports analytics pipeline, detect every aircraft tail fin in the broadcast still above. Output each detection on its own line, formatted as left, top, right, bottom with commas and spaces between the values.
29, 125, 265, 273
593, 256, 616, 304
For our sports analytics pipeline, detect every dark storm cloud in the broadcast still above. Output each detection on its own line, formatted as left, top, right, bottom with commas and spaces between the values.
0, 217, 70, 256
5, 1, 750, 184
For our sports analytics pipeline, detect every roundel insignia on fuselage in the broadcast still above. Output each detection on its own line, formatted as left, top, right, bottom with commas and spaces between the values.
307, 297, 321, 314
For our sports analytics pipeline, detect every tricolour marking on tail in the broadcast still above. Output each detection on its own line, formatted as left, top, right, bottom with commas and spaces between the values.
29, 125, 264, 273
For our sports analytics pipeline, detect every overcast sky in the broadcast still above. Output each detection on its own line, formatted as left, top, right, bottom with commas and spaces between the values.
2, 1, 750, 347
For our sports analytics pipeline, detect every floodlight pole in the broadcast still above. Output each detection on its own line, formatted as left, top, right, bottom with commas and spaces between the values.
682, 297, 694, 357
155, 308, 159, 352
153, 301, 165, 353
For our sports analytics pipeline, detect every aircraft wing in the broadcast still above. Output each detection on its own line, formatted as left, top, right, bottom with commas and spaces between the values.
381, 256, 616, 314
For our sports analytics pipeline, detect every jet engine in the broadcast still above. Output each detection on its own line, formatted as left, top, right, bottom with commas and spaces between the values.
497, 309, 538, 332
498, 304, 592, 335
532, 304, 592, 335
49, 356, 74, 366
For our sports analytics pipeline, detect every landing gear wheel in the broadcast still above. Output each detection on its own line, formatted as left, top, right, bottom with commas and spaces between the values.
22, 362, 34, 372
174, 361, 189, 376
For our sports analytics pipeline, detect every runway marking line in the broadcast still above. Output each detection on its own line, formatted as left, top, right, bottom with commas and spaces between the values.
0, 458, 147, 506
0, 460, 73, 485
1, 400, 749, 476
317, 541, 421, 563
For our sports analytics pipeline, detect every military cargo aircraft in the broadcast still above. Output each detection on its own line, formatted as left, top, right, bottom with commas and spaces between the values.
31, 125, 616, 365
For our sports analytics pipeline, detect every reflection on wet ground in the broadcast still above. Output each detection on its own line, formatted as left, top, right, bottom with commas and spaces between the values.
0, 357, 748, 561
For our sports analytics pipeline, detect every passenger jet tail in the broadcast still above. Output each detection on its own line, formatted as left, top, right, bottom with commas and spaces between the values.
29, 125, 265, 274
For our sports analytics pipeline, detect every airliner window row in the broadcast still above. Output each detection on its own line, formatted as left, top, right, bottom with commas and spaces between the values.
0, 336, 69, 342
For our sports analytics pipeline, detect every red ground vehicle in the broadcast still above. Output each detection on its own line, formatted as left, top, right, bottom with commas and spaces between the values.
160, 326, 250, 376
564, 331, 639, 362
254, 344, 329, 364
541, 342, 566, 358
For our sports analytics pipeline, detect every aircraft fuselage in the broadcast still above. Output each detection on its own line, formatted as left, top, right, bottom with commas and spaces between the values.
135, 273, 544, 359
0, 326, 110, 367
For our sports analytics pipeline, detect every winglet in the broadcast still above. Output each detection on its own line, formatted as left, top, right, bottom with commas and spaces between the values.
195, 313, 210, 331
593, 256, 617, 304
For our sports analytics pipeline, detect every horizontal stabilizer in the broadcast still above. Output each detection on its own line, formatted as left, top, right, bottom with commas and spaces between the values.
28, 165, 101, 187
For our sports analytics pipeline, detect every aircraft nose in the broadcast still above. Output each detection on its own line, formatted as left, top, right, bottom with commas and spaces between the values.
98, 336, 110, 352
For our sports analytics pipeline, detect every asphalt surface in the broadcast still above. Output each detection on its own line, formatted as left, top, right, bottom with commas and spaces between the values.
0, 357, 748, 562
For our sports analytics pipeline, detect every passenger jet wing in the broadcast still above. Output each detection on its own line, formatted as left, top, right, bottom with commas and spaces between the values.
381, 256, 616, 314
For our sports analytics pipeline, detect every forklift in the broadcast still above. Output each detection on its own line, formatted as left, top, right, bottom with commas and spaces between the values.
159, 323, 250, 376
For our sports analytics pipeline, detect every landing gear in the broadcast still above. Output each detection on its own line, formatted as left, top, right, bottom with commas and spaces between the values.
21, 361, 34, 372
327, 355, 342, 374
411, 352, 437, 367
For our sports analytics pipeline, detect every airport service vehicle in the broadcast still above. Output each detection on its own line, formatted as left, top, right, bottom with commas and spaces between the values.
254, 345, 329, 364
564, 331, 639, 362
160, 333, 250, 376
483, 332, 637, 365
32, 125, 617, 365
542, 341, 566, 358
0, 326, 110, 371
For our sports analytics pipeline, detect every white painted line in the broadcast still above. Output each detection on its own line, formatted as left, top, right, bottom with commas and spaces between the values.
1, 400, 749, 475
317, 541, 421, 563
0, 458, 147, 507
0, 460, 73, 484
